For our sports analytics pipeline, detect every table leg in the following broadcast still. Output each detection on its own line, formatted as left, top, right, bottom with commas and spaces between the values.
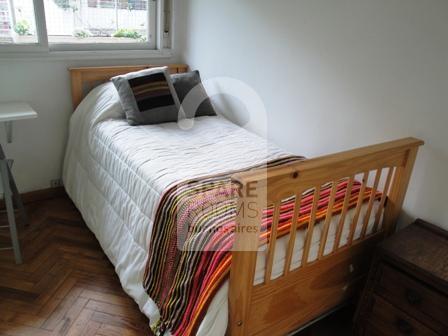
0, 146, 27, 226
0, 157, 22, 264
5, 121, 12, 144
8, 161, 28, 227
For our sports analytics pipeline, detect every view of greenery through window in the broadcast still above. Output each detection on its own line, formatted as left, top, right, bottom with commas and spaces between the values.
0, 0, 150, 44
0, 0, 38, 43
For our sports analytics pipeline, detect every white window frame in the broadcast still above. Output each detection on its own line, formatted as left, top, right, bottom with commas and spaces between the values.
0, 0, 172, 59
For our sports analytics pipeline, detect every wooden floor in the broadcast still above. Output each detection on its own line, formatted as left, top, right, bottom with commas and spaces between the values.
0, 196, 152, 336
0, 195, 353, 336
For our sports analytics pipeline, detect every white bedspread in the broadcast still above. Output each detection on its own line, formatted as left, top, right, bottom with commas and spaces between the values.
63, 83, 379, 336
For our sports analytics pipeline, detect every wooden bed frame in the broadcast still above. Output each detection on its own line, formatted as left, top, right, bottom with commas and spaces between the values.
69, 64, 189, 109
69, 64, 424, 336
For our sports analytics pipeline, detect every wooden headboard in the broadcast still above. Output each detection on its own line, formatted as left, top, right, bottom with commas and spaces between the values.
69, 64, 189, 110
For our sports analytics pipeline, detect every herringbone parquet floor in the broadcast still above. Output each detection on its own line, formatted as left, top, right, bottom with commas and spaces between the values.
0, 194, 352, 336
0, 196, 152, 336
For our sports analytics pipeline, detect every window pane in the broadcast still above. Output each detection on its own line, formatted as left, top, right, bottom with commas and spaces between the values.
44, 0, 149, 44
0, 0, 38, 44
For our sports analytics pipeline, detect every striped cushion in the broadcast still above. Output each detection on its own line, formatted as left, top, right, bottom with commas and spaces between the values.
112, 67, 181, 126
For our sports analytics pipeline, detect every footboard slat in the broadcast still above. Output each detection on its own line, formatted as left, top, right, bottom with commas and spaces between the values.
318, 182, 338, 259
265, 201, 280, 284
348, 171, 369, 244
372, 167, 394, 233
361, 168, 382, 238
334, 175, 355, 250
284, 193, 302, 276
301, 186, 321, 266
229, 137, 423, 336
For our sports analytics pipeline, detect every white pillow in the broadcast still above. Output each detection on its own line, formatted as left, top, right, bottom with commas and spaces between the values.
74, 82, 125, 125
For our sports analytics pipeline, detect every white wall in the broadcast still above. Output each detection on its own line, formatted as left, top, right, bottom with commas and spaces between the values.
0, 3, 183, 194
177, 0, 448, 228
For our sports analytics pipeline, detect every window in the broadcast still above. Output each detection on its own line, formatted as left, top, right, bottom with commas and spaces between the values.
0, 0, 171, 54
0, 0, 38, 44
44, 0, 154, 46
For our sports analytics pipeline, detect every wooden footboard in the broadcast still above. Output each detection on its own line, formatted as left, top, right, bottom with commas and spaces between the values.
228, 137, 423, 336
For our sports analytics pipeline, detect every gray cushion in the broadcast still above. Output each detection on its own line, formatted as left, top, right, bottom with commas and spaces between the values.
111, 67, 181, 126
171, 70, 216, 118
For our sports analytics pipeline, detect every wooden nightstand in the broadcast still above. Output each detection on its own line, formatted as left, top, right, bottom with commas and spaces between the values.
354, 219, 448, 335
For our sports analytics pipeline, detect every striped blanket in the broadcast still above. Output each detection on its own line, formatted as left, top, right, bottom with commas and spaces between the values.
143, 157, 380, 335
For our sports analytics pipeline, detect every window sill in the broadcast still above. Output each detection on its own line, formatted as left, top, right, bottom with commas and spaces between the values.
0, 48, 173, 61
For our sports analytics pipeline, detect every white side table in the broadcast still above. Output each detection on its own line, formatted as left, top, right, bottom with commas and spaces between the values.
0, 102, 37, 264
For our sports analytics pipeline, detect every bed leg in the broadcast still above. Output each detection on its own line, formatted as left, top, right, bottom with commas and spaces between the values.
228, 181, 263, 336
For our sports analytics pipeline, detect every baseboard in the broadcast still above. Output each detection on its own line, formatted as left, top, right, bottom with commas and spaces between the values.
0, 186, 66, 209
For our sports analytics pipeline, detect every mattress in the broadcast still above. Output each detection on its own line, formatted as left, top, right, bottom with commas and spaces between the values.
63, 83, 380, 336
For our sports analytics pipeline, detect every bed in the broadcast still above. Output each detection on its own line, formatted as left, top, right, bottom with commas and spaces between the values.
64, 64, 423, 336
